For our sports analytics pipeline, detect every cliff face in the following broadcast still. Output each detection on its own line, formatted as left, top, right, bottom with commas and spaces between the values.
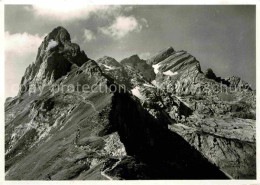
5, 27, 255, 180
19, 27, 90, 96
120, 55, 156, 81
97, 47, 256, 179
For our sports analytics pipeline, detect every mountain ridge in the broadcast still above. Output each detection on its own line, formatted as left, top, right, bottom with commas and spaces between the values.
5, 26, 256, 180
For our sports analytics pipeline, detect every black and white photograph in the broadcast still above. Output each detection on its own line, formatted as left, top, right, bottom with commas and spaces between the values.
1, 1, 259, 183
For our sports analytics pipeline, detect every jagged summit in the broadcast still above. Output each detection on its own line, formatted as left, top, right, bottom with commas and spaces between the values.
45, 26, 71, 43
97, 56, 122, 68
146, 46, 175, 65
121, 54, 140, 63
205, 68, 217, 80
5, 27, 256, 180
120, 54, 155, 81
19, 26, 91, 96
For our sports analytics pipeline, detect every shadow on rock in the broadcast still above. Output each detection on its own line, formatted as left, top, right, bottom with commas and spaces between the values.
107, 92, 229, 179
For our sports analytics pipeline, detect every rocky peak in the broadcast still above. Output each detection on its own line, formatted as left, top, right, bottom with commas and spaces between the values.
204, 69, 252, 91
121, 54, 140, 64
96, 56, 132, 89
97, 56, 122, 68
146, 46, 175, 65
5, 27, 256, 180
38, 26, 87, 65
45, 26, 71, 43
121, 54, 155, 81
19, 26, 91, 96
205, 68, 217, 80
224, 76, 252, 90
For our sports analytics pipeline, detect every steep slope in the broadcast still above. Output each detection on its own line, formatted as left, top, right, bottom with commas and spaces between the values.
97, 56, 155, 101
5, 27, 126, 180
97, 56, 152, 90
120, 55, 155, 81
146, 46, 175, 65
5, 27, 255, 180
96, 56, 131, 89
5, 27, 229, 180
146, 48, 256, 179
18, 26, 89, 96
97, 47, 256, 179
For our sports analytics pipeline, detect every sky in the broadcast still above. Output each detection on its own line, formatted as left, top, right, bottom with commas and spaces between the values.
5, 5, 256, 98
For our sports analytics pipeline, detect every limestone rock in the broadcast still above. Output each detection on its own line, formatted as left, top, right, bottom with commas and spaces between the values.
205, 68, 217, 80
224, 76, 252, 90
120, 55, 155, 81
19, 26, 90, 96
5, 28, 255, 180
146, 47, 175, 65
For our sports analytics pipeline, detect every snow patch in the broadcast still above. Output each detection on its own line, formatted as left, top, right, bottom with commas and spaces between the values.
46, 39, 58, 51
163, 70, 178, 76
102, 64, 115, 70
152, 63, 161, 74
143, 83, 155, 88
131, 86, 145, 100
151, 80, 156, 86
151, 80, 161, 88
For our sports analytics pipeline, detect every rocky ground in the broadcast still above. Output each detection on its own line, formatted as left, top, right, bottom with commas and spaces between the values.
5, 26, 255, 180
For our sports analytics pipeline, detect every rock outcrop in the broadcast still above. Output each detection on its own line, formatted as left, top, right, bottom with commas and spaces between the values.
224, 76, 252, 90
19, 26, 90, 96
97, 45, 256, 179
121, 55, 155, 81
205, 68, 217, 80
97, 56, 131, 88
5, 27, 255, 180
146, 47, 175, 65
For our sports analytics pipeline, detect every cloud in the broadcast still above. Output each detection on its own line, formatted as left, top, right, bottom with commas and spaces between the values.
83, 29, 96, 42
46, 40, 58, 51
5, 31, 44, 56
26, 4, 122, 21
25, 4, 148, 40
139, 52, 151, 60
140, 18, 149, 28
99, 16, 145, 39
5, 32, 44, 98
